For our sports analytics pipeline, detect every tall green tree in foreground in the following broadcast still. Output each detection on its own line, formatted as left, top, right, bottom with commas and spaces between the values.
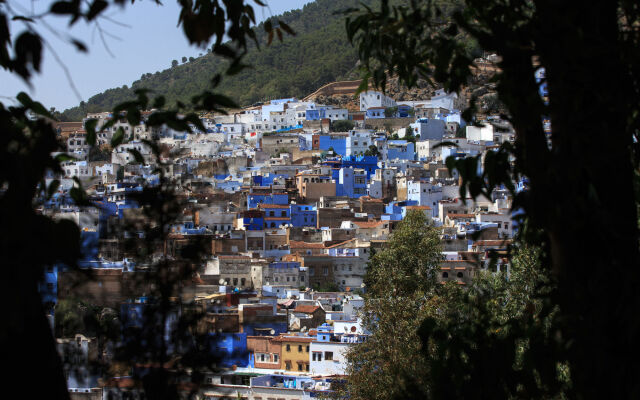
344, 211, 560, 399
345, 210, 441, 400
346, 0, 640, 398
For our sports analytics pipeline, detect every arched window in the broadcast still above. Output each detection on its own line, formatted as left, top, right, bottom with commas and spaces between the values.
442, 272, 448, 278
457, 272, 464, 278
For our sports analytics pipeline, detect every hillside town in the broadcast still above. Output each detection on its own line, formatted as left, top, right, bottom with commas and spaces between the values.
44, 87, 523, 400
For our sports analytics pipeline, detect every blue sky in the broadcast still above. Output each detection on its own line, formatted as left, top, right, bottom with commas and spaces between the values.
0, 0, 315, 111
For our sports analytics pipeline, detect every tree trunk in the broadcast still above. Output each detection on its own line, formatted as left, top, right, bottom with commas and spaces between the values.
0, 262, 70, 399
530, 1, 640, 397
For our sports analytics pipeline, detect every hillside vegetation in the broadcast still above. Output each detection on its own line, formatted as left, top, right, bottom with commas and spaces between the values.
61, 0, 370, 121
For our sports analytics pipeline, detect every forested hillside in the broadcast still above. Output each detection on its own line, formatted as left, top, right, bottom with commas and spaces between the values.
60, 0, 369, 121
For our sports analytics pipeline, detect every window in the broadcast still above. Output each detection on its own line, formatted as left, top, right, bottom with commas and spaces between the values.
324, 351, 334, 361
306, 364, 310, 372
286, 344, 291, 352
306, 345, 309, 352
457, 272, 464, 278
281, 211, 286, 217
312, 352, 322, 361
323, 267, 329, 276
233, 278, 238, 286
273, 354, 279, 363
285, 361, 291, 370
241, 278, 246, 286
298, 345, 303, 352
442, 272, 448, 278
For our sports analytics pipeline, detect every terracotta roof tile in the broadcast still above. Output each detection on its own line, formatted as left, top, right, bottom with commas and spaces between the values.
353, 220, 385, 228
273, 336, 314, 343
294, 305, 322, 314
447, 213, 475, 218
259, 204, 290, 209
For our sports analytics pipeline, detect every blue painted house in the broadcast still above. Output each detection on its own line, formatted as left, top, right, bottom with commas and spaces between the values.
387, 140, 416, 161
239, 210, 265, 231
39, 265, 58, 312
318, 135, 347, 156
247, 192, 289, 209
252, 173, 287, 187
397, 104, 412, 117
383, 200, 418, 221
336, 167, 368, 198
365, 107, 386, 119
290, 204, 317, 227
341, 155, 379, 179
261, 204, 291, 228
208, 333, 250, 368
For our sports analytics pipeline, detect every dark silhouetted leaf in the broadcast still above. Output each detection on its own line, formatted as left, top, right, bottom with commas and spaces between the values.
128, 148, 145, 164
84, 119, 98, 146
111, 127, 125, 147
87, 0, 108, 21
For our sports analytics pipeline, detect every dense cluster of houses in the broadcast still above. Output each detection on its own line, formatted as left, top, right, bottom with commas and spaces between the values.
42, 89, 520, 399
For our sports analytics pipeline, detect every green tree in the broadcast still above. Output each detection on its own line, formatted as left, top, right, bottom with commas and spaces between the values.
346, 0, 640, 397
345, 210, 441, 400
312, 281, 340, 292
171, 59, 178, 68
411, 245, 565, 399
384, 106, 398, 118
181, 56, 187, 63
404, 126, 416, 143
363, 145, 379, 157
332, 119, 355, 132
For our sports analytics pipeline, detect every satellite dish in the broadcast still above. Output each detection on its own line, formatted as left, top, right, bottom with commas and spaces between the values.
219, 278, 225, 285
